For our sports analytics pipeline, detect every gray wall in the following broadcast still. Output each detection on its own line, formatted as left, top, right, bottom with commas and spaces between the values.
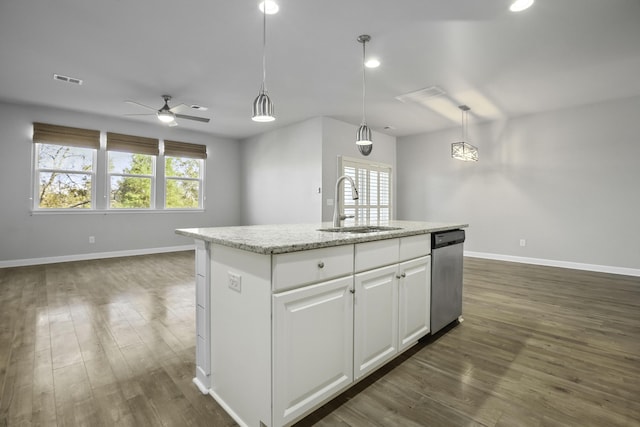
240, 117, 323, 225
397, 95, 640, 272
0, 102, 241, 265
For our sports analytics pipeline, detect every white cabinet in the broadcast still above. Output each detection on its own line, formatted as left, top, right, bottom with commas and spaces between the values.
354, 264, 399, 379
272, 276, 354, 427
192, 232, 433, 427
398, 256, 431, 352
353, 254, 431, 380
193, 240, 211, 393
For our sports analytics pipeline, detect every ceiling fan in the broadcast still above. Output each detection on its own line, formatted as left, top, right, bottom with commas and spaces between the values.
125, 95, 210, 126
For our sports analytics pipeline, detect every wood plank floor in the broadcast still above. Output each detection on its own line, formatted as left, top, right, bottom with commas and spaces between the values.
1, 253, 639, 426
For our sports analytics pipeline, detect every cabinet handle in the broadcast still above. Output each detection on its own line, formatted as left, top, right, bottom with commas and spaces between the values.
401, 272, 406, 278
350, 289, 355, 294
396, 274, 402, 279
318, 261, 325, 269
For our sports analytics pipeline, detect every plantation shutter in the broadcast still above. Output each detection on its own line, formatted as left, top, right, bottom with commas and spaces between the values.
32, 122, 100, 149
106, 132, 159, 155
341, 158, 392, 223
164, 140, 207, 159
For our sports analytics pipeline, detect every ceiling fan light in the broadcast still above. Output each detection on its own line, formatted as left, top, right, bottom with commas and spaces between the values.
252, 91, 275, 122
157, 110, 175, 123
365, 58, 380, 68
356, 124, 372, 145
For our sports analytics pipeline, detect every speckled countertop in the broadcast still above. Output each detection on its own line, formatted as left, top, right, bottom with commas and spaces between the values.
176, 220, 468, 255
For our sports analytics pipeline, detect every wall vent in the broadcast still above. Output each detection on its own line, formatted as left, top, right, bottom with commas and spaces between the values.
53, 73, 83, 85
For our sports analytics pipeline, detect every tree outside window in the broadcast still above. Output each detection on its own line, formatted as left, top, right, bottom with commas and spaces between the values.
165, 156, 201, 208
36, 143, 94, 209
108, 152, 154, 208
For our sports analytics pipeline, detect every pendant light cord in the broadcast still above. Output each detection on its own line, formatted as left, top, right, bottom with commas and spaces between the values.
261, 7, 267, 93
361, 39, 366, 124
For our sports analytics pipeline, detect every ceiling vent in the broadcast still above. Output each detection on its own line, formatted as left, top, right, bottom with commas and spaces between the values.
53, 73, 83, 85
395, 85, 446, 104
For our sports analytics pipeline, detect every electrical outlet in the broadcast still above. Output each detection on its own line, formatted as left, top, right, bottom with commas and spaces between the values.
519, 239, 526, 247
89, 236, 95, 244
326, 198, 334, 206
228, 272, 242, 293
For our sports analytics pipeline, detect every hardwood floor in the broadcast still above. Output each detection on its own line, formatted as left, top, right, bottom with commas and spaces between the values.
1, 253, 639, 426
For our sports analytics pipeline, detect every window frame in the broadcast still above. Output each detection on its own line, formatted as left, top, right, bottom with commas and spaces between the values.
164, 155, 204, 209
339, 156, 392, 224
107, 151, 157, 210
33, 143, 97, 211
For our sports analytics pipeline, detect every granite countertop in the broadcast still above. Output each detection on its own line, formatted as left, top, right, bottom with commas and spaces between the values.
176, 220, 468, 255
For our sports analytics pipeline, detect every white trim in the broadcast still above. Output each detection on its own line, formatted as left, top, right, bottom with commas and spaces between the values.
0, 245, 194, 269
30, 209, 205, 215
465, 251, 640, 278
209, 389, 250, 427
192, 377, 209, 395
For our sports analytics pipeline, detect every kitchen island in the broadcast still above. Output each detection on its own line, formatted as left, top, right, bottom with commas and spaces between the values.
176, 220, 468, 427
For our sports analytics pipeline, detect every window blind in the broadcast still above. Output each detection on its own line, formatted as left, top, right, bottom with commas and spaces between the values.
106, 132, 159, 155
32, 122, 100, 149
164, 140, 207, 159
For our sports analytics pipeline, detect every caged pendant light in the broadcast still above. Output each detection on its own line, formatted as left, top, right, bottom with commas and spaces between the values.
252, 2, 275, 122
451, 105, 478, 162
356, 34, 373, 156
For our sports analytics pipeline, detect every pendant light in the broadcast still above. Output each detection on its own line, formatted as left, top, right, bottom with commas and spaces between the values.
451, 105, 479, 162
252, 3, 275, 122
356, 34, 372, 156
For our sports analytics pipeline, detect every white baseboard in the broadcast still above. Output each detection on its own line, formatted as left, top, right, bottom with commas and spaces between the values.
0, 245, 195, 269
465, 251, 640, 278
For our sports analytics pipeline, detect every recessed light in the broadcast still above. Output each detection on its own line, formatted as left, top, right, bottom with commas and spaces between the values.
365, 58, 381, 68
510, 0, 534, 12
259, 1, 279, 14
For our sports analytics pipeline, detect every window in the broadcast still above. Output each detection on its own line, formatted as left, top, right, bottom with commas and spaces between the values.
164, 140, 207, 209
108, 151, 155, 208
32, 123, 99, 209
106, 132, 158, 209
32, 124, 207, 212
340, 157, 392, 223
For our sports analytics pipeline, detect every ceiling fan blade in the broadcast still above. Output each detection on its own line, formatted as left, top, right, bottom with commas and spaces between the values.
124, 113, 155, 117
169, 103, 190, 113
175, 113, 210, 123
125, 100, 158, 111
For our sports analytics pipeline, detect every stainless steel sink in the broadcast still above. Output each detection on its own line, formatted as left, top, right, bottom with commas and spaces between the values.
318, 226, 402, 234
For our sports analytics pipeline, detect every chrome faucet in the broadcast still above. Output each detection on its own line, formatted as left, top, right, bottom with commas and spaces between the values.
333, 175, 359, 227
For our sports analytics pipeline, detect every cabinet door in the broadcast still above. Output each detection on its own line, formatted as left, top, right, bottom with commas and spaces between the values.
353, 264, 399, 380
398, 255, 431, 352
272, 276, 354, 427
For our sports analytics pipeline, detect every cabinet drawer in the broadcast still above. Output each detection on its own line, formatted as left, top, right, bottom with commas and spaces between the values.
399, 234, 430, 261
355, 239, 399, 272
272, 245, 354, 291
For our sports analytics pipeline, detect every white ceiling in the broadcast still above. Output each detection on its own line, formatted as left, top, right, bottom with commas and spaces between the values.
1, 0, 640, 139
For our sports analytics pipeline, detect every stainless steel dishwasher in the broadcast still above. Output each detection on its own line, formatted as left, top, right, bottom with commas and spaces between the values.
431, 229, 465, 334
